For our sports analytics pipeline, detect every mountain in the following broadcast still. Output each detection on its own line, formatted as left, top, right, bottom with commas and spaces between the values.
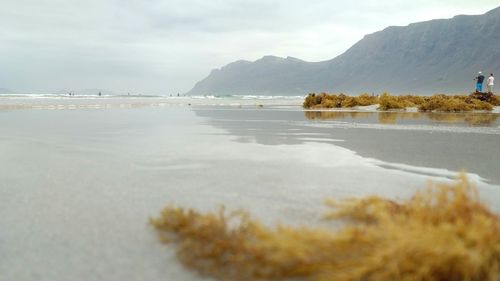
0, 88, 21, 95
188, 7, 500, 95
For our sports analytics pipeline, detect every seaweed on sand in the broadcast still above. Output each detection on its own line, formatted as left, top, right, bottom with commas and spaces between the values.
355, 93, 379, 106
303, 93, 379, 109
151, 175, 500, 281
377, 93, 407, 110
377, 93, 426, 110
304, 93, 500, 112
469, 92, 500, 106
418, 95, 493, 112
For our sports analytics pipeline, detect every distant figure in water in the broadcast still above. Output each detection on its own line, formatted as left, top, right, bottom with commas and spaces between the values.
474, 71, 485, 92
98, 91, 102, 96
487, 73, 495, 93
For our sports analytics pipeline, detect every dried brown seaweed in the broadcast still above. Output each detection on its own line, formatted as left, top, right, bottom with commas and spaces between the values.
151, 175, 500, 281
303, 93, 379, 109
303, 93, 499, 112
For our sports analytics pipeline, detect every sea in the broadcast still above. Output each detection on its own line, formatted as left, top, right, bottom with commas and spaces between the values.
1, 94, 500, 281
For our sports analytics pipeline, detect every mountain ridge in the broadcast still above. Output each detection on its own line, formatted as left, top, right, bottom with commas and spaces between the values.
188, 7, 500, 95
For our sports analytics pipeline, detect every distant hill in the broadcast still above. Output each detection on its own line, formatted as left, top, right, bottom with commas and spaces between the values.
0, 88, 20, 95
188, 7, 500, 95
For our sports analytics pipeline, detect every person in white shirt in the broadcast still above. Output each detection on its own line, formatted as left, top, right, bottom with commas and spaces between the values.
487, 73, 495, 93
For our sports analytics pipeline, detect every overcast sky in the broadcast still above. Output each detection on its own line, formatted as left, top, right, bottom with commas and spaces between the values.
1, 0, 499, 94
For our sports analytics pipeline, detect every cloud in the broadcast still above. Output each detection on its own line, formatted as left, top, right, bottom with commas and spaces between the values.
0, 0, 499, 93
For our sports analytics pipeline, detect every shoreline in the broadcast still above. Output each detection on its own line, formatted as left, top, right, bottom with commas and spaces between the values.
1, 95, 500, 113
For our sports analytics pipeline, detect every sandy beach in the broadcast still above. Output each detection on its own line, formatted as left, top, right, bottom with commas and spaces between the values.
1, 97, 500, 281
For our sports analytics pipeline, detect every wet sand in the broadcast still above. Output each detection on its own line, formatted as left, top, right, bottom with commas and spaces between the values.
1, 99, 499, 281
195, 108, 500, 184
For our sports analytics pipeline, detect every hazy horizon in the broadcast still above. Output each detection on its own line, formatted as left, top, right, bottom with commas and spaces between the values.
1, 0, 499, 94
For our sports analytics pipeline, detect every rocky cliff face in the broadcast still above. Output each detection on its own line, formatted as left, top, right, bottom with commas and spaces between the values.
188, 7, 500, 95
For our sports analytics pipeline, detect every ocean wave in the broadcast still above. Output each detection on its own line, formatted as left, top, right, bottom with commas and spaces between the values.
0, 93, 305, 100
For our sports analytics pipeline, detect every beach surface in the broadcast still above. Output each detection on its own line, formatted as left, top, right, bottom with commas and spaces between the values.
1, 96, 499, 281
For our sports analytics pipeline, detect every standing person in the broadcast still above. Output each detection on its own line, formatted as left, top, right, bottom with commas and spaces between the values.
475, 72, 485, 92
487, 73, 494, 93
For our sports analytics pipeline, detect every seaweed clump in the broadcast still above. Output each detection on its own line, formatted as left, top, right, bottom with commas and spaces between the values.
303, 93, 378, 109
151, 175, 500, 281
377, 94, 426, 110
378, 93, 411, 110
304, 93, 500, 112
470, 92, 500, 106
418, 94, 493, 112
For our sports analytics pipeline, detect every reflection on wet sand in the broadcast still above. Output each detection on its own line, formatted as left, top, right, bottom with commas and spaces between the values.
305, 111, 500, 126
304, 111, 374, 120
194, 108, 500, 183
427, 113, 500, 126
378, 112, 422, 124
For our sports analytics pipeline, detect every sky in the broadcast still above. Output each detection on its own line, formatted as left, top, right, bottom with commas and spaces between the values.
1, 0, 499, 94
